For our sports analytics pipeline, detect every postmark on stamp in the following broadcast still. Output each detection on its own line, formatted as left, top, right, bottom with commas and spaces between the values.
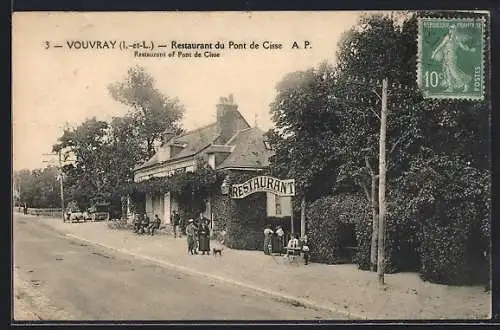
417, 17, 485, 100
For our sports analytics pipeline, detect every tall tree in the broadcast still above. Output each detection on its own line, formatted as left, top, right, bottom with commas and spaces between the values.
266, 62, 340, 202
108, 65, 185, 159
100, 116, 147, 215
333, 13, 419, 271
53, 118, 110, 210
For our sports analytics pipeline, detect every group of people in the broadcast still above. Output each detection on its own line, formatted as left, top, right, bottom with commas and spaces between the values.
132, 210, 310, 264
185, 214, 211, 255
133, 213, 162, 236
263, 224, 285, 255
263, 224, 310, 265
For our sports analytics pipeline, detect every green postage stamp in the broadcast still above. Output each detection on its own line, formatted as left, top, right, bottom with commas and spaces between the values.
418, 17, 485, 100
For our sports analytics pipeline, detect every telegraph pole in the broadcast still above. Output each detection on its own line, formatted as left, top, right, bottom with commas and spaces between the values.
43, 151, 65, 221
377, 78, 388, 285
300, 196, 306, 239
332, 76, 393, 286
58, 150, 65, 221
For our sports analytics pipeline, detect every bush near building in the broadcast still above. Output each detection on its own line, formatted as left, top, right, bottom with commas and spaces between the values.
356, 155, 490, 285
308, 187, 488, 285
306, 194, 370, 264
355, 199, 421, 274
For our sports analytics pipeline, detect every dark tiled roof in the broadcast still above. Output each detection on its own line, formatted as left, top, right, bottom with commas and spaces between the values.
216, 127, 274, 170
134, 124, 273, 172
134, 123, 219, 171
205, 145, 234, 153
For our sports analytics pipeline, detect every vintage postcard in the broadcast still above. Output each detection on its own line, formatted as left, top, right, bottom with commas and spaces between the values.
12, 11, 492, 322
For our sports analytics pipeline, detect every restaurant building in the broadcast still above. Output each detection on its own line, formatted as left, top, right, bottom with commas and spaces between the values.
130, 95, 290, 241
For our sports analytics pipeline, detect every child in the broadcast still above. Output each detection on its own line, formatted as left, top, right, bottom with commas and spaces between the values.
302, 235, 310, 265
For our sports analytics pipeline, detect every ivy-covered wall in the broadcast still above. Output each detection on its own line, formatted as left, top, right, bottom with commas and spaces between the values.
132, 166, 271, 251
211, 170, 268, 250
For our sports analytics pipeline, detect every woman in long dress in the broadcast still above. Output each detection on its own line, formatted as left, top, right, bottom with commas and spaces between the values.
431, 24, 476, 93
263, 225, 274, 255
198, 222, 211, 255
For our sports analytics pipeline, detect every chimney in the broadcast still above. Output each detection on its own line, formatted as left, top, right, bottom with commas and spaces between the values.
216, 94, 240, 144
162, 128, 176, 145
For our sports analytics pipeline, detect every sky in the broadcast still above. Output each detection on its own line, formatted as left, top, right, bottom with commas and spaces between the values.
12, 11, 362, 171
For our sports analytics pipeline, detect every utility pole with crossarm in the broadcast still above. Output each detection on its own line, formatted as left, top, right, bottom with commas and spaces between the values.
58, 150, 65, 221
377, 78, 388, 285
42, 151, 65, 221
332, 76, 390, 286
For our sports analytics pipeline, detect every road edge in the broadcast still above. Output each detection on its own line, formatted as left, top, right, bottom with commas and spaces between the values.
65, 233, 369, 320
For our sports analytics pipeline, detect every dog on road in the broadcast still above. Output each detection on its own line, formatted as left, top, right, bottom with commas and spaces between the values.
212, 247, 223, 257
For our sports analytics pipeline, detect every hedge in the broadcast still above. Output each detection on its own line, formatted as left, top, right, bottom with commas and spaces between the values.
399, 155, 490, 285
307, 193, 420, 273
306, 194, 370, 264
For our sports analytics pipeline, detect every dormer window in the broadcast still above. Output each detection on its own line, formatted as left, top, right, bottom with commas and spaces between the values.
264, 140, 272, 150
169, 142, 186, 158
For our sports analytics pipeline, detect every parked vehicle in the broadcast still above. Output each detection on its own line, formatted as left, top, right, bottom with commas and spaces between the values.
88, 202, 110, 221
68, 211, 86, 222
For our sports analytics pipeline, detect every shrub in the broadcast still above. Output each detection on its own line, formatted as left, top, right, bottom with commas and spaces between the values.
353, 208, 420, 274
418, 223, 469, 284
306, 194, 370, 264
399, 155, 491, 285
354, 215, 373, 270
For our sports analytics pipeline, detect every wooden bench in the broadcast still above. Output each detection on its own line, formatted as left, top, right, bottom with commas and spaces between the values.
285, 247, 303, 262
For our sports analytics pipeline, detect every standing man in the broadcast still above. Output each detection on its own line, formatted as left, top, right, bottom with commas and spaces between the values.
185, 219, 196, 255
179, 214, 186, 238
172, 210, 180, 238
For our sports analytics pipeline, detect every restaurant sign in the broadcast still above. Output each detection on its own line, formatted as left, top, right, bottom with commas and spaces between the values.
230, 176, 295, 199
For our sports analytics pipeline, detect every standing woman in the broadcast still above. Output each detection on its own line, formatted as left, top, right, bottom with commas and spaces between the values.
198, 220, 211, 255
275, 225, 285, 255
263, 225, 274, 255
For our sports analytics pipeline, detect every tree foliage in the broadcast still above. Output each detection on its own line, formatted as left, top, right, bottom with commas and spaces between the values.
51, 66, 187, 213
14, 167, 61, 208
108, 65, 185, 158
53, 118, 110, 210
265, 62, 340, 201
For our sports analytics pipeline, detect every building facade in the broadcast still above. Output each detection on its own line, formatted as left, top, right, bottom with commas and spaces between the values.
131, 95, 277, 228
